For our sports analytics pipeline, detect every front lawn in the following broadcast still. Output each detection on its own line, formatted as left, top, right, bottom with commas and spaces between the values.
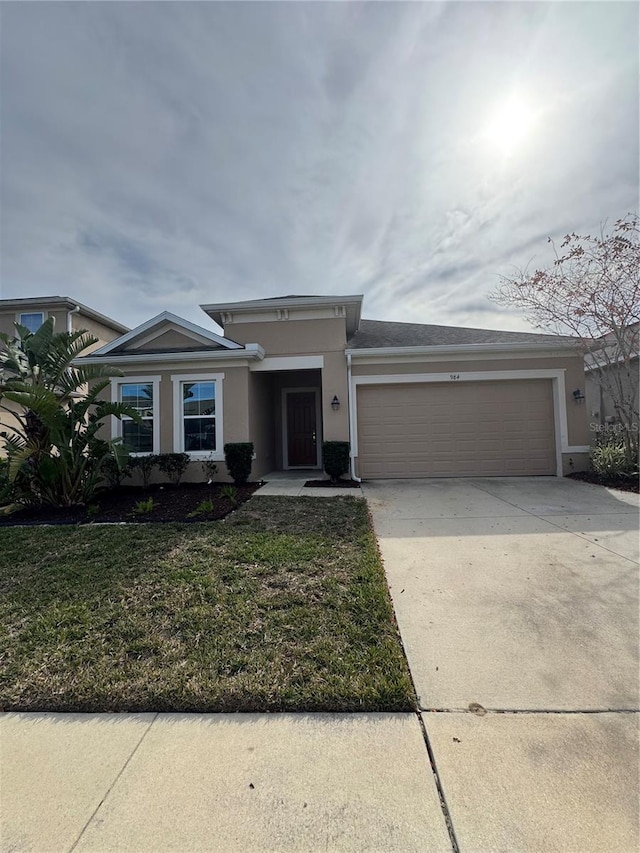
0, 496, 415, 712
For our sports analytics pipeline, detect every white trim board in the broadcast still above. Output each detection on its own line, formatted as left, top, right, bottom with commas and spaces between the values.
77, 344, 264, 366
349, 369, 579, 477
250, 355, 324, 372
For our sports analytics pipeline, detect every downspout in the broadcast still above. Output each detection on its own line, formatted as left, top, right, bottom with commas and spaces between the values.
347, 352, 362, 482
67, 304, 80, 333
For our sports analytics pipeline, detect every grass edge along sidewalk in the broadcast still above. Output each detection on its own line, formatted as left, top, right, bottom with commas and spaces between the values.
0, 496, 416, 713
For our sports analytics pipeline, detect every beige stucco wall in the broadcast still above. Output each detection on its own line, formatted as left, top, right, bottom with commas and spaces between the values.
133, 329, 207, 351
248, 373, 277, 478
72, 312, 124, 350
224, 317, 348, 354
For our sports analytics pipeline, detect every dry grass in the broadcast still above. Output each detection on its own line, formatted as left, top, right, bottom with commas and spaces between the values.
0, 496, 415, 712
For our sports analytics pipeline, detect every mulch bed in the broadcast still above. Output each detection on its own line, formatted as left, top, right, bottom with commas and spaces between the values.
566, 471, 639, 494
0, 482, 262, 526
304, 479, 361, 488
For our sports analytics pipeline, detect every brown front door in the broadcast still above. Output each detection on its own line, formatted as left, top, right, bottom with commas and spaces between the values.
287, 391, 317, 467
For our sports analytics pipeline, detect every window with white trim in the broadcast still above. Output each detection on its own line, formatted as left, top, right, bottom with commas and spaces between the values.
116, 380, 158, 454
172, 373, 224, 457
19, 312, 44, 333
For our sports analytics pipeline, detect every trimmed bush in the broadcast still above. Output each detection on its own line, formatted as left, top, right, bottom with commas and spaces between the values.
102, 454, 132, 489
157, 452, 190, 485
129, 454, 158, 488
322, 441, 350, 483
224, 442, 253, 485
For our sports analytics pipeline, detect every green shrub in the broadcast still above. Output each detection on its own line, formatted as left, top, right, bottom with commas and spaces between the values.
129, 455, 158, 488
591, 437, 637, 478
220, 484, 238, 506
224, 443, 253, 485
157, 452, 190, 485
102, 453, 132, 488
201, 454, 218, 482
0, 458, 14, 506
133, 497, 154, 515
322, 441, 350, 483
187, 498, 215, 518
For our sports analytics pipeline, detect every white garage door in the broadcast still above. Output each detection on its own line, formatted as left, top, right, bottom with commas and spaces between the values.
356, 379, 556, 478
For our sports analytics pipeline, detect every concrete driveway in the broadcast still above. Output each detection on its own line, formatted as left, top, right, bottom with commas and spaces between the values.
365, 476, 639, 851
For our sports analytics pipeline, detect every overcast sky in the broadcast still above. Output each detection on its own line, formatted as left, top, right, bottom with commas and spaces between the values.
1, 1, 637, 334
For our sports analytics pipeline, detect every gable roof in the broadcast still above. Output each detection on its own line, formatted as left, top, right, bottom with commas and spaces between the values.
347, 319, 576, 349
88, 311, 243, 356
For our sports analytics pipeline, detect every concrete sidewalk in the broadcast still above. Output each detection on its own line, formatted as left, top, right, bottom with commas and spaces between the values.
1, 712, 450, 853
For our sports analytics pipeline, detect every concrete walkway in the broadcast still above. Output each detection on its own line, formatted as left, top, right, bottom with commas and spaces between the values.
254, 470, 363, 498
364, 476, 640, 852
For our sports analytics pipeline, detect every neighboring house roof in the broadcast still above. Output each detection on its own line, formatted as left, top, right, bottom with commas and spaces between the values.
0, 296, 129, 334
87, 311, 243, 357
347, 319, 576, 349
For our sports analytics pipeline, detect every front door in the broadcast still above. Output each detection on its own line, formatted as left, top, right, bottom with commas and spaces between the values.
286, 391, 318, 467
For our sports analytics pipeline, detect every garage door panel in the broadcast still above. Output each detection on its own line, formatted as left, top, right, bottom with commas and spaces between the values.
357, 380, 556, 478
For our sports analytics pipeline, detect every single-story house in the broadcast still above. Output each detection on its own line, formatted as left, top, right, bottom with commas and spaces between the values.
76, 294, 590, 480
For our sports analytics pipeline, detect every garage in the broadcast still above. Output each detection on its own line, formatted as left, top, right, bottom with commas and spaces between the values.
356, 378, 557, 478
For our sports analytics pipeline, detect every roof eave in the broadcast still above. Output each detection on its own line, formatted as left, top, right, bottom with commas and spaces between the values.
346, 341, 578, 358
76, 344, 265, 366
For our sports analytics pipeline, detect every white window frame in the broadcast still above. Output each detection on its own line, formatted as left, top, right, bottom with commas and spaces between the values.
111, 375, 161, 456
171, 373, 225, 459
17, 311, 46, 332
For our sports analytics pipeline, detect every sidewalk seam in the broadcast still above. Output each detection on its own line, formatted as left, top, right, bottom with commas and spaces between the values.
67, 713, 159, 853
416, 711, 460, 853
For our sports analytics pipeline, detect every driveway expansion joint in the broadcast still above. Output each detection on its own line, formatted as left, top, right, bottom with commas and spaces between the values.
67, 712, 159, 853
416, 711, 460, 853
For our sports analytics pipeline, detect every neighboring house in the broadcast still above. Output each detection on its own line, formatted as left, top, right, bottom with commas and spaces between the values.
0, 296, 129, 350
0, 296, 129, 449
584, 325, 639, 437
76, 294, 590, 480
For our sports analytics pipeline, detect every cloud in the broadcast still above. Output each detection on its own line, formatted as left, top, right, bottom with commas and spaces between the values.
0, 1, 637, 334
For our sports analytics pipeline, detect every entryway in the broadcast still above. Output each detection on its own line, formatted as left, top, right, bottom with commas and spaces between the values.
283, 389, 320, 468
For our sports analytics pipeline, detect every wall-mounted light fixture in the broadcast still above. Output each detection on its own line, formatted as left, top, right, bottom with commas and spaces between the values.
572, 388, 585, 404
331, 395, 340, 411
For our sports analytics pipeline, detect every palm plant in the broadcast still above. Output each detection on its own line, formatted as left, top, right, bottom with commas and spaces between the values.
0, 318, 138, 506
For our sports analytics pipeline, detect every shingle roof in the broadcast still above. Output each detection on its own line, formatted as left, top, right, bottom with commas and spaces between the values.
347, 319, 574, 349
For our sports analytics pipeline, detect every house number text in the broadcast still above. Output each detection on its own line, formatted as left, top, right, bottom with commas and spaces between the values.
449, 374, 461, 380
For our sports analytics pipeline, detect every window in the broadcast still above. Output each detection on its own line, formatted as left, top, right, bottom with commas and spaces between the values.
19, 312, 44, 333
112, 377, 160, 455
172, 373, 224, 457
